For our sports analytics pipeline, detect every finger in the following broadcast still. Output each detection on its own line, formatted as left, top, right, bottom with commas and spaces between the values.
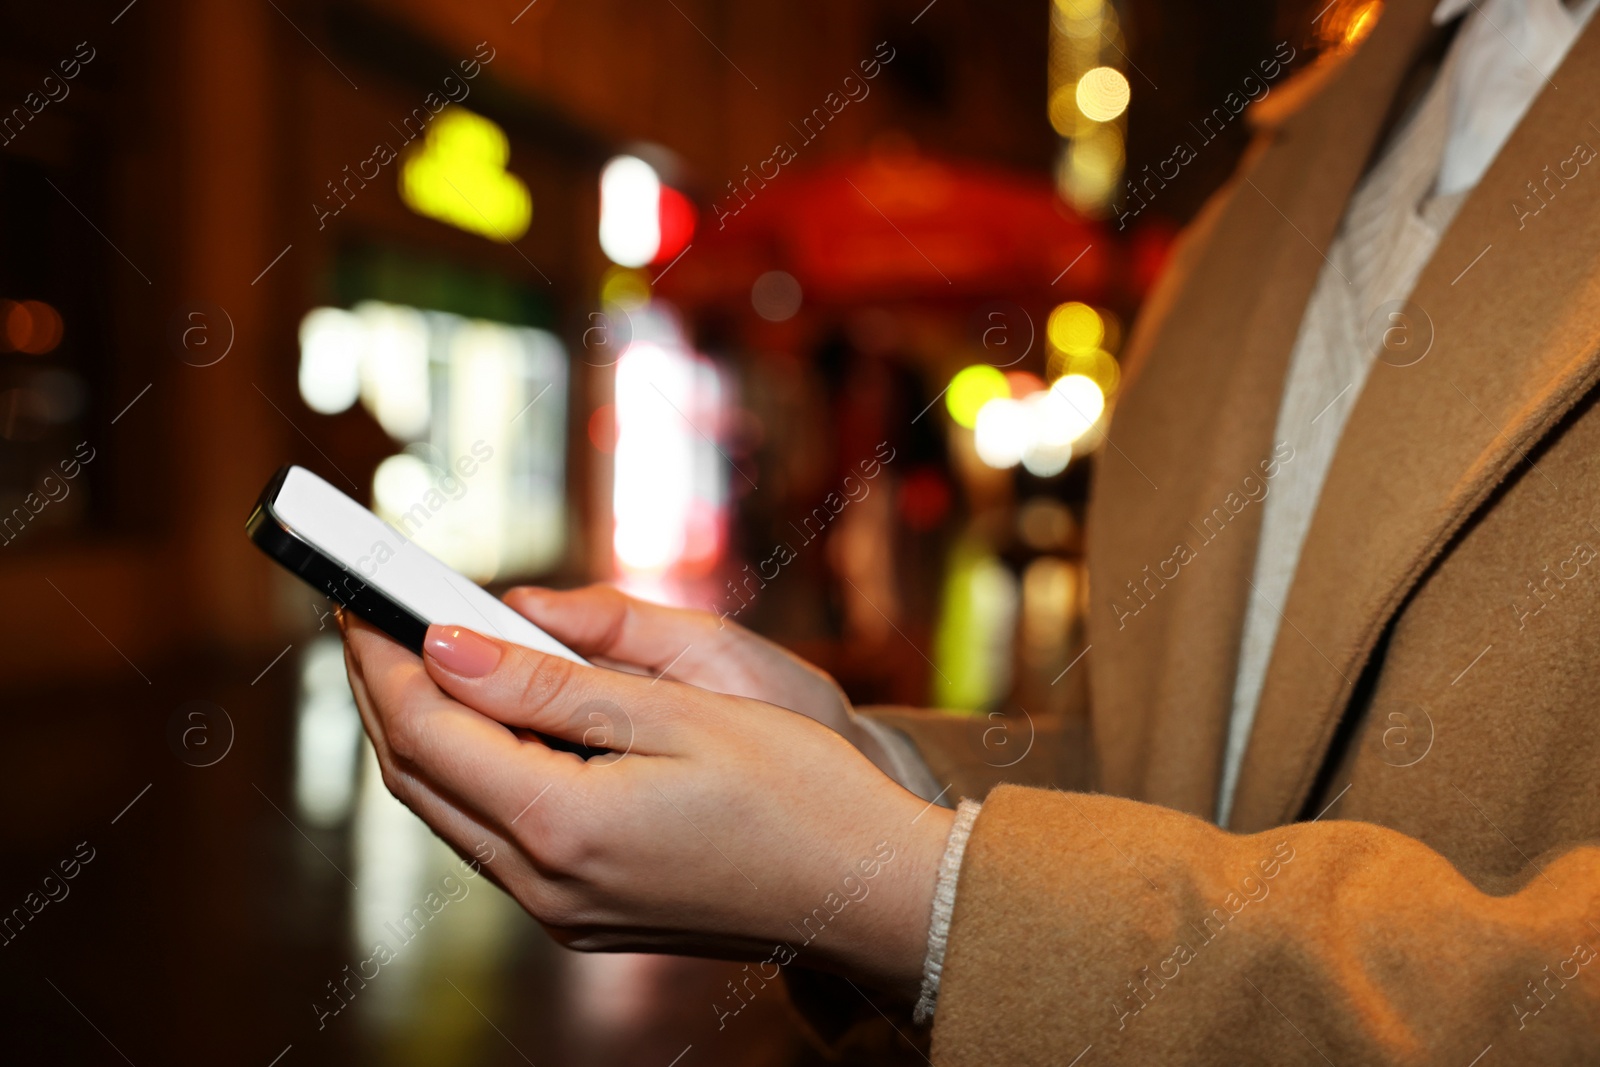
343, 626, 561, 893
340, 619, 565, 895
506, 585, 843, 716
344, 615, 581, 827
341, 617, 400, 768
421, 622, 723, 751
378, 754, 527, 889
505, 584, 724, 675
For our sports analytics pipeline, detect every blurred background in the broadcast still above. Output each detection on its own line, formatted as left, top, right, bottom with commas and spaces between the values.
0, 0, 1378, 1063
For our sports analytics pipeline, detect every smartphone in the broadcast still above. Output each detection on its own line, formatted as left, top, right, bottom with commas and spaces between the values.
246, 464, 589, 666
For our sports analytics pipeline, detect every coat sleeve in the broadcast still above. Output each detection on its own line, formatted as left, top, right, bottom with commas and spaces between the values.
857, 654, 1093, 802
931, 786, 1600, 1065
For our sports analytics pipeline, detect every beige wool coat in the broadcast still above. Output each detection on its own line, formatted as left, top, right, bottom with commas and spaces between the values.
843, 1, 1600, 1062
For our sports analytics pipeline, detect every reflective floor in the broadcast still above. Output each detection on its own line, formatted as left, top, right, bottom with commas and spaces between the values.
0, 640, 834, 1066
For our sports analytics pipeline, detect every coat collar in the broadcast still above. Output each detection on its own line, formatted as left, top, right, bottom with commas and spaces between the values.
1227, 10, 1600, 830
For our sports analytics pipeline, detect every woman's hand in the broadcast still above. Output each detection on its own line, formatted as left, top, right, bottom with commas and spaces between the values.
339, 612, 954, 997
501, 584, 910, 786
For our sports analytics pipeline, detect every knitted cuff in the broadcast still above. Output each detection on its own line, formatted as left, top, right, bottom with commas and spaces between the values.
913, 797, 982, 1024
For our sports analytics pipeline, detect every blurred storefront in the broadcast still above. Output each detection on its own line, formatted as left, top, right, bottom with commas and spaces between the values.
0, 0, 1348, 1062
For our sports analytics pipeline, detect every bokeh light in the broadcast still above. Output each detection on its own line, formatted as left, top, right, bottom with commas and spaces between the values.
0, 301, 26, 352
1048, 86, 1081, 137
599, 155, 662, 268
1005, 370, 1045, 397
655, 184, 696, 265
946, 364, 1010, 429
599, 266, 651, 309
372, 452, 434, 522
974, 397, 1029, 469
1058, 124, 1125, 213
1047, 301, 1104, 354
1053, 0, 1107, 33
1018, 497, 1076, 550
972, 373, 1106, 473
297, 306, 364, 415
1040, 373, 1105, 443
750, 270, 802, 322
0, 299, 64, 355
1022, 556, 1077, 664
1075, 66, 1130, 122
399, 107, 532, 242
1047, 346, 1120, 395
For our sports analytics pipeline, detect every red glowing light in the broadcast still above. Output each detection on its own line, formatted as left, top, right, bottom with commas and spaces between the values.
654, 185, 696, 265
0, 300, 63, 355
587, 403, 618, 453
1005, 371, 1045, 398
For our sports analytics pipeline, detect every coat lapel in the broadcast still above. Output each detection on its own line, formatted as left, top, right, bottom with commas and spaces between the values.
1086, 0, 1441, 817
1228, 13, 1600, 831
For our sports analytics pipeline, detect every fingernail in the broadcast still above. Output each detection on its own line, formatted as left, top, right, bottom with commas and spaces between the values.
424, 625, 501, 677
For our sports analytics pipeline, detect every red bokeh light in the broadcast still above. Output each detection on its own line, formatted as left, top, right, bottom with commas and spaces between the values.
0, 300, 63, 355
587, 403, 618, 453
654, 185, 696, 265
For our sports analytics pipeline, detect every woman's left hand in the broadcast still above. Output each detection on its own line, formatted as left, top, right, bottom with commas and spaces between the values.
339, 613, 954, 997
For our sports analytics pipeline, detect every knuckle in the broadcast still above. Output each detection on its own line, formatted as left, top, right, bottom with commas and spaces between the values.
377, 763, 415, 808
515, 803, 593, 877
515, 651, 575, 712
529, 885, 593, 932
691, 604, 731, 635
537, 896, 581, 931
593, 585, 632, 640
385, 719, 416, 763
516, 817, 570, 872
385, 704, 430, 765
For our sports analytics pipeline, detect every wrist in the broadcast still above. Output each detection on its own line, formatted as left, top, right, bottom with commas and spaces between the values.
803, 799, 955, 999
885, 803, 958, 997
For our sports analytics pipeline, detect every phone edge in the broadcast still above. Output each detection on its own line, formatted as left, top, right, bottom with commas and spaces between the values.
245, 466, 430, 654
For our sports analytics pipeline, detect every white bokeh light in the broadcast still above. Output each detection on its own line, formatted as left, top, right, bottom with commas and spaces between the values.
599, 155, 662, 268
1039, 373, 1105, 445
973, 374, 1106, 473
974, 398, 1029, 469
298, 307, 364, 415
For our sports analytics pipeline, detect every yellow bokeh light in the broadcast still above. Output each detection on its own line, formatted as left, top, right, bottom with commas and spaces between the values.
1048, 85, 1081, 137
1058, 124, 1124, 214
1052, 0, 1104, 20
1048, 302, 1104, 354
1052, 0, 1108, 39
400, 107, 532, 243
1075, 66, 1130, 123
1049, 346, 1120, 395
600, 266, 651, 309
946, 364, 1010, 429
1097, 308, 1123, 353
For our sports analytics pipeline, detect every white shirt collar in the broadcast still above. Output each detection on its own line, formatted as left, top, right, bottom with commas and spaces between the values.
1428, 0, 1600, 194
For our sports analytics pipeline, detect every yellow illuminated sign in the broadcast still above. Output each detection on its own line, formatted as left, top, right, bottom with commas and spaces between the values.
400, 107, 532, 242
